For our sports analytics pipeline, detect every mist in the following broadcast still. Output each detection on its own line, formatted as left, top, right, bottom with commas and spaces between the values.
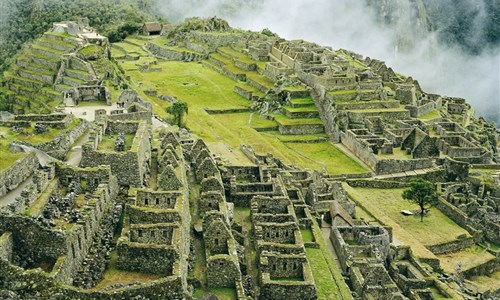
156, 0, 499, 125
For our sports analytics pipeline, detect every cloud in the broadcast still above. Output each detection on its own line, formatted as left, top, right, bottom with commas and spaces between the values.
156, 0, 500, 124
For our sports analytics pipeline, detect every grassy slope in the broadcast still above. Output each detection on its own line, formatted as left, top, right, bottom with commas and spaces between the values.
118, 58, 367, 175
344, 186, 470, 247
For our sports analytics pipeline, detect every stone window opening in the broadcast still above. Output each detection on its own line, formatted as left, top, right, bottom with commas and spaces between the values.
163, 230, 168, 238
94, 178, 99, 186
155, 198, 160, 205
214, 238, 219, 246
138, 229, 143, 237
272, 264, 276, 271
275, 232, 279, 238
144, 198, 149, 205
151, 231, 155, 238
266, 232, 270, 238
71, 244, 76, 258
283, 262, 287, 271
293, 263, 298, 270
78, 237, 82, 249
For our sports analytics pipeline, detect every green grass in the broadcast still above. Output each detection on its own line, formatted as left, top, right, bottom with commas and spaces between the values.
97, 134, 135, 152
93, 250, 163, 290
328, 89, 356, 96
437, 245, 496, 274
25, 179, 58, 216
301, 228, 314, 243
344, 185, 471, 258
273, 115, 323, 125
0, 127, 27, 170
118, 61, 366, 175
418, 109, 442, 121
306, 222, 353, 300
285, 142, 369, 174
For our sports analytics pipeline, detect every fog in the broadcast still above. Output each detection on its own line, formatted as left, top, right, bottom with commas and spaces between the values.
156, 0, 499, 125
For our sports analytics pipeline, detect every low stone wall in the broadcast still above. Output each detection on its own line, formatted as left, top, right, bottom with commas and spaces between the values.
277, 123, 324, 135
0, 151, 38, 196
405, 101, 436, 117
427, 237, 475, 255
107, 111, 152, 123
247, 77, 270, 93
375, 158, 433, 175
341, 131, 377, 170
0, 259, 186, 300
461, 256, 499, 279
233, 85, 253, 100
436, 200, 469, 229
34, 119, 89, 160
145, 43, 183, 61
346, 179, 410, 189
335, 100, 400, 111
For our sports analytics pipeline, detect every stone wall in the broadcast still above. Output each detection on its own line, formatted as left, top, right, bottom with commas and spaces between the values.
33, 118, 89, 160
135, 190, 180, 210
0, 151, 38, 196
426, 237, 475, 255
0, 258, 186, 300
116, 242, 177, 275
0, 232, 13, 262
81, 122, 151, 187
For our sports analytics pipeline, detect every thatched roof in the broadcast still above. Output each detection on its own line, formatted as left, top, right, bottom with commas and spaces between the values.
143, 22, 162, 32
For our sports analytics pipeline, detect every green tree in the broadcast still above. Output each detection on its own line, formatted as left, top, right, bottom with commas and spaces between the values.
402, 178, 438, 222
166, 101, 189, 127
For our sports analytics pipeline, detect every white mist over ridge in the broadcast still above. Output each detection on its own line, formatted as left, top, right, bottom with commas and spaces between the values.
157, 0, 499, 124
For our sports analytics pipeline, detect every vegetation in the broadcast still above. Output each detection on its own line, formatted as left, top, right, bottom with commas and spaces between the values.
166, 101, 189, 128
402, 178, 439, 222
0, 0, 155, 73
344, 185, 470, 257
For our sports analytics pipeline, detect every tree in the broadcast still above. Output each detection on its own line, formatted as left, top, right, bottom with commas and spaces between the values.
166, 101, 188, 127
402, 178, 438, 222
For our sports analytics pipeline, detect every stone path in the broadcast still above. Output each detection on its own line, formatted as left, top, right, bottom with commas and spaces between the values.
65, 131, 90, 166
0, 176, 33, 207
373, 166, 442, 180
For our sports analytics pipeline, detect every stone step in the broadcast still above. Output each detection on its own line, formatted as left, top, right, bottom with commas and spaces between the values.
54, 84, 73, 92
43, 32, 80, 46
289, 97, 315, 108
62, 76, 85, 87
65, 68, 93, 81
38, 37, 77, 52
41, 87, 63, 101
31, 44, 65, 60
22, 61, 54, 74
8, 75, 45, 90
16, 68, 55, 85
282, 106, 320, 119
26, 51, 60, 71
274, 115, 325, 135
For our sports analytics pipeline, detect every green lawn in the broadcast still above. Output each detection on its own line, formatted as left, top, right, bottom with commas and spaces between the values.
306, 222, 353, 300
0, 127, 27, 170
301, 228, 314, 243
344, 185, 471, 257
119, 59, 366, 175
93, 250, 163, 290
97, 134, 135, 152
0, 119, 81, 170
437, 246, 496, 274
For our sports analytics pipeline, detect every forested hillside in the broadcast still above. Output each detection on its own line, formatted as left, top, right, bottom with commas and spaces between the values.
0, 0, 157, 73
